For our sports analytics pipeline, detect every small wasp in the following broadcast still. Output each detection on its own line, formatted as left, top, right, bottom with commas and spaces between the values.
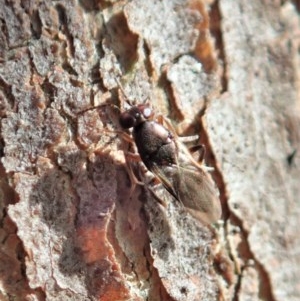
119, 103, 221, 224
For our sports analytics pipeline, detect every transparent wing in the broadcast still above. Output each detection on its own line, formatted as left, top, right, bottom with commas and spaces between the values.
175, 166, 221, 224
151, 162, 221, 224
150, 163, 180, 201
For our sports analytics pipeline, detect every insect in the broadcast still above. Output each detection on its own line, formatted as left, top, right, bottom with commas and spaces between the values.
119, 103, 221, 224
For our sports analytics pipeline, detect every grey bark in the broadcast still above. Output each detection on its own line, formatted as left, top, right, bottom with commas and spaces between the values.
0, 0, 299, 300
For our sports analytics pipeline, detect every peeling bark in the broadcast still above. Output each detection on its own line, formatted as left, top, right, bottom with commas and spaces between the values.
0, 0, 299, 301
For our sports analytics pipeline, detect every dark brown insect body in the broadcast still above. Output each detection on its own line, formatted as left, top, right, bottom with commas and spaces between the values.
119, 104, 221, 224
120, 105, 176, 169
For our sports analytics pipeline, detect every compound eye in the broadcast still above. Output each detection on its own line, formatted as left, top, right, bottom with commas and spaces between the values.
119, 112, 136, 129
143, 107, 153, 119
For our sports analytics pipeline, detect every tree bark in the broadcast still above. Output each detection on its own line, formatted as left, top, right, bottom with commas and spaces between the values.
0, 0, 299, 300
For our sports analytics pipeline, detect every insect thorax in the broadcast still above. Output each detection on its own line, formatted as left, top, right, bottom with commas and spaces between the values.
133, 121, 177, 169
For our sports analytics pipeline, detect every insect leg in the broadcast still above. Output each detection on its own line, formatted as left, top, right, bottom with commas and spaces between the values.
189, 144, 206, 163
178, 135, 199, 144
146, 185, 168, 207
123, 151, 145, 192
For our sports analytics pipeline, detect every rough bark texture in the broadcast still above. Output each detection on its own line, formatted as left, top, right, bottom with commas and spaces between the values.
0, 0, 299, 301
